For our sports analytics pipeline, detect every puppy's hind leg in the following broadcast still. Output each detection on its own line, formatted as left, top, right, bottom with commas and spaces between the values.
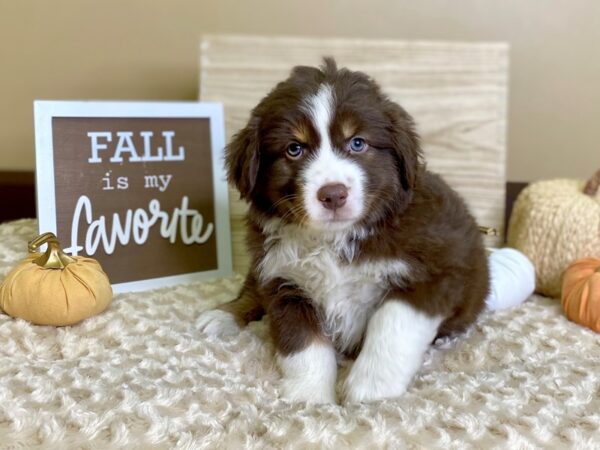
197, 273, 265, 336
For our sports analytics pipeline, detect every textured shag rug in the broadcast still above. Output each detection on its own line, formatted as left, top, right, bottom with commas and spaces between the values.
1, 219, 600, 449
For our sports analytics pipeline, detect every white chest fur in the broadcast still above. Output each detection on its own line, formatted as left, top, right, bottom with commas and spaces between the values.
258, 224, 411, 353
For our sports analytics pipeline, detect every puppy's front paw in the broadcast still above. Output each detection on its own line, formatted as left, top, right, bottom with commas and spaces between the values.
343, 361, 409, 404
280, 376, 336, 404
277, 343, 338, 404
196, 309, 240, 336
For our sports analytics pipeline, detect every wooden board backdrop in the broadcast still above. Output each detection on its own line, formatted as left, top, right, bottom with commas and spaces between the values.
199, 34, 508, 274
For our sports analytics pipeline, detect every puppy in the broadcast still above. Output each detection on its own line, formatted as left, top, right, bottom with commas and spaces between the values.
198, 58, 489, 404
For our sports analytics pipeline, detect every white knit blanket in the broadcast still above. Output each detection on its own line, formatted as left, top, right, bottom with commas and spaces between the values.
1, 219, 599, 449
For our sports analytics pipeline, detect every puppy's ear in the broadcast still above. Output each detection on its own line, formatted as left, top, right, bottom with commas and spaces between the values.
385, 101, 423, 191
225, 116, 260, 201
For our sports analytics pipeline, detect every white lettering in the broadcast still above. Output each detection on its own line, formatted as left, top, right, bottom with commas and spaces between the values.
144, 175, 159, 189
87, 131, 186, 163
158, 174, 172, 192
110, 132, 142, 163
102, 171, 114, 190
162, 131, 185, 161
144, 174, 172, 192
117, 176, 129, 190
87, 132, 112, 163
141, 131, 163, 162
63, 195, 214, 256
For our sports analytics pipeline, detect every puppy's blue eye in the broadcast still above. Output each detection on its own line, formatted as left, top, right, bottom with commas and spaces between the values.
286, 143, 304, 159
348, 137, 367, 153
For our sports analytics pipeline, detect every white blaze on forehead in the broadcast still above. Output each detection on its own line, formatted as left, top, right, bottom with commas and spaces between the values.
301, 84, 365, 228
303, 84, 334, 151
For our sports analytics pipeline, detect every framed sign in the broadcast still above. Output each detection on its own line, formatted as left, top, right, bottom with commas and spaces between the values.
34, 101, 232, 293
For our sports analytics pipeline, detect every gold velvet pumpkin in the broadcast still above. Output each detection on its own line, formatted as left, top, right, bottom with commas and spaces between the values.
0, 232, 113, 326
561, 258, 600, 333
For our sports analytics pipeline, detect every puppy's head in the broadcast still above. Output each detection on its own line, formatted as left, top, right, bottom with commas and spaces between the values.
226, 58, 422, 232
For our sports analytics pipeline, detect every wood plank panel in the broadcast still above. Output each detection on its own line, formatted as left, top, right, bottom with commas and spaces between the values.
200, 35, 508, 273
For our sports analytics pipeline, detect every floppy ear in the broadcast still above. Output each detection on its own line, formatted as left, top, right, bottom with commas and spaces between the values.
225, 116, 260, 201
385, 101, 423, 191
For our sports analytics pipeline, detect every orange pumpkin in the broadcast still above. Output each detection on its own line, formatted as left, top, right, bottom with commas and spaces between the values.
561, 258, 600, 332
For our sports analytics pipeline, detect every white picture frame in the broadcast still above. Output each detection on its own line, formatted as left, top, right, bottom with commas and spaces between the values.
34, 100, 232, 293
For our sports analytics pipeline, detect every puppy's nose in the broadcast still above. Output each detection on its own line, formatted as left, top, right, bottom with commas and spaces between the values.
317, 183, 348, 210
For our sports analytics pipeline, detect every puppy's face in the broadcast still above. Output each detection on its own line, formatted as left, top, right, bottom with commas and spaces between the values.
226, 59, 422, 231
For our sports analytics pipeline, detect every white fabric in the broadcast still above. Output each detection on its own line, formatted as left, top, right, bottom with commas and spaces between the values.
1, 219, 600, 448
486, 247, 536, 311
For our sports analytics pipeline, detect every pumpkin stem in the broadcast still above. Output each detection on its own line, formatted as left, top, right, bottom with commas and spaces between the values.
478, 226, 498, 236
28, 232, 76, 269
583, 169, 600, 196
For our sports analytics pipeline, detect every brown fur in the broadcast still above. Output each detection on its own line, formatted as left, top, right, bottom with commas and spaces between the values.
218, 58, 488, 357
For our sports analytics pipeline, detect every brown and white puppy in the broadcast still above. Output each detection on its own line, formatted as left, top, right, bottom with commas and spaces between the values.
197, 59, 489, 404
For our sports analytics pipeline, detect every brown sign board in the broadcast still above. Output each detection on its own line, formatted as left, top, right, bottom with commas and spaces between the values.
34, 101, 232, 292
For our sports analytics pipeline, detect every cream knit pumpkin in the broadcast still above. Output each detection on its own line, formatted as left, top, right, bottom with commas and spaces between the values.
507, 171, 600, 298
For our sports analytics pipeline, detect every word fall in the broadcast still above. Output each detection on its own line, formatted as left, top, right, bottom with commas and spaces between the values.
87, 130, 185, 163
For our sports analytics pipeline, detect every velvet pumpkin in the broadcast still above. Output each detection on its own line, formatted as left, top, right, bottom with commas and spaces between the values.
561, 258, 600, 333
0, 232, 112, 326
